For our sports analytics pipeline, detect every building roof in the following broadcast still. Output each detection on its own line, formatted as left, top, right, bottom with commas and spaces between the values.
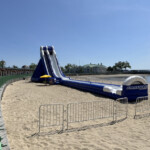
83, 63, 107, 68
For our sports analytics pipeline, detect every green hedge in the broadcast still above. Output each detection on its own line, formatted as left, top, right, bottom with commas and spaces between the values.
0, 74, 32, 88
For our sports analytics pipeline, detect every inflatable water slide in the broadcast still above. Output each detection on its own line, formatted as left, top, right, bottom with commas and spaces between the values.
31, 46, 148, 101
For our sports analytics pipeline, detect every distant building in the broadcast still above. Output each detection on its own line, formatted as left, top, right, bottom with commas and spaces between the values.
83, 63, 107, 74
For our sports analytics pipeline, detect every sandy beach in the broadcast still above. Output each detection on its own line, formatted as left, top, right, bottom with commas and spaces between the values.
1, 75, 150, 150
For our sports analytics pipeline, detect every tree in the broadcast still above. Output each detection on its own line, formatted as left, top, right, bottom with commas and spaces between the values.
29, 63, 37, 69
71, 64, 78, 73
112, 65, 117, 71
76, 66, 84, 73
107, 66, 113, 72
123, 61, 131, 70
65, 64, 73, 73
114, 61, 131, 71
22, 65, 28, 69
12, 65, 18, 69
0, 60, 6, 68
60, 66, 65, 72
114, 61, 123, 71
108, 61, 131, 72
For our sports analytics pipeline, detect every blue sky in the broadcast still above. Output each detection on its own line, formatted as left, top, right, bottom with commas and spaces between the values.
0, 0, 150, 69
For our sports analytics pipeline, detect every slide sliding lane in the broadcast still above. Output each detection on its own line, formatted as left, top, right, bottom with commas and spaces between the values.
48, 49, 69, 80
61, 79, 122, 99
43, 51, 51, 75
62, 75, 148, 101
40, 49, 49, 75
55, 55, 66, 78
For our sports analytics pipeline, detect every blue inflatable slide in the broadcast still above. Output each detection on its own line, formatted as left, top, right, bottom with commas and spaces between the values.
31, 46, 148, 101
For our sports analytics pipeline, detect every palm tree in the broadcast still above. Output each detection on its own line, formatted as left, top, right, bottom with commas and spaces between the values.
0, 60, 6, 68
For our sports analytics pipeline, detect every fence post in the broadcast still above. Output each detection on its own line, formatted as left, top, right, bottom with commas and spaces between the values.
134, 96, 149, 119
39, 106, 41, 133
125, 98, 128, 118
115, 97, 128, 122
39, 104, 65, 134
134, 98, 138, 119
113, 100, 115, 122
92, 101, 95, 120
62, 105, 64, 131
115, 100, 118, 121
66, 104, 69, 130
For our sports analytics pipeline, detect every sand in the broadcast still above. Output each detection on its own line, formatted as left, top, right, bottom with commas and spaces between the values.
1, 75, 150, 150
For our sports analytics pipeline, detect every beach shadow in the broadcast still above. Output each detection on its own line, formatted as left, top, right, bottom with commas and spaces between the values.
128, 97, 148, 104
134, 113, 150, 119
36, 84, 47, 86
36, 84, 55, 87
29, 117, 127, 137
65, 117, 126, 134
24, 81, 34, 84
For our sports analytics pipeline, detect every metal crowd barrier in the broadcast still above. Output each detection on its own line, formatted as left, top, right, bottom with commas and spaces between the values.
115, 97, 128, 121
134, 96, 149, 119
38, 97, 128, 133
39, 104, 64, 133
67, 100, 114, 129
